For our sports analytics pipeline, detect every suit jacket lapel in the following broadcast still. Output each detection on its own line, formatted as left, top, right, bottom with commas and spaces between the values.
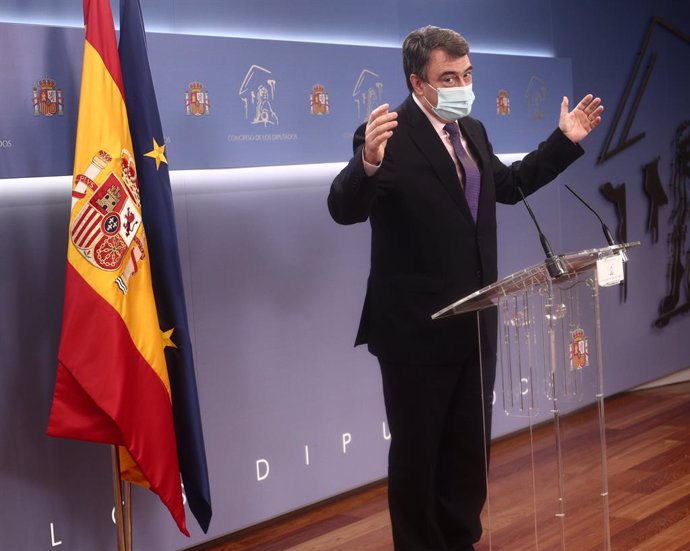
458, 118, 487, 172
403, 97, 473, 221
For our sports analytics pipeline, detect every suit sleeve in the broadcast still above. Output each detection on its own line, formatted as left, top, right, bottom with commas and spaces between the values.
488, 126, 584, 205
327, 123, 388, 225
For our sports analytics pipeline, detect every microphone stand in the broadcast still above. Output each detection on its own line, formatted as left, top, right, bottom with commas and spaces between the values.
517, 187, 567, 279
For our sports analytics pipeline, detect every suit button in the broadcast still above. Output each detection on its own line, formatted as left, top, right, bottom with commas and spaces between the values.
476, 270, 482, 280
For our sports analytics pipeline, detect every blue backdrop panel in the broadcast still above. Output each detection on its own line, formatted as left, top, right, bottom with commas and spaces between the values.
0, 22, 571, 178
0, 24, 82, 178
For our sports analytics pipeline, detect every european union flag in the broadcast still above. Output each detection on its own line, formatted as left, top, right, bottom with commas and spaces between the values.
118, 0, 212, 533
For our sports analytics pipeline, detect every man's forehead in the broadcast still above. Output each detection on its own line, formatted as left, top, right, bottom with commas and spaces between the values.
428, 50, 472, 73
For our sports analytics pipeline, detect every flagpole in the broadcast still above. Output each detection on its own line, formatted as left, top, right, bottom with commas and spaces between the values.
124, 480, 133, 551
111, 446, 127, 551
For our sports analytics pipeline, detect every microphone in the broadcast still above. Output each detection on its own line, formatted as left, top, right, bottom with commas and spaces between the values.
564, 184, 628, 262
517, 187, 567, 279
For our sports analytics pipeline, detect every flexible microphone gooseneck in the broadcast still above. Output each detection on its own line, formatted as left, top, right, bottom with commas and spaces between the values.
517, 186, 567, 279
564, 184, 628, 262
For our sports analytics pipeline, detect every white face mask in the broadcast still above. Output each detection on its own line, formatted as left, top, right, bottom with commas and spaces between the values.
423, 81, 475, 121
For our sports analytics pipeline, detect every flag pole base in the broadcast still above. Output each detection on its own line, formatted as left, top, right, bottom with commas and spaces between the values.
112, 446, 134, 551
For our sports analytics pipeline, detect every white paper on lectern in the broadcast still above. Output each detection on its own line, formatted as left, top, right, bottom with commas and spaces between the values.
596, 255, 625, 287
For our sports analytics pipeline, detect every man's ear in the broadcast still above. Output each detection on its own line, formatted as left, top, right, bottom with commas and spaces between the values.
410, 74, 425, 96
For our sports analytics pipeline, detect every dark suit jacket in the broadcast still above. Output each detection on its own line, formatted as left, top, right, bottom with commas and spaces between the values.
328, 95, 583, 364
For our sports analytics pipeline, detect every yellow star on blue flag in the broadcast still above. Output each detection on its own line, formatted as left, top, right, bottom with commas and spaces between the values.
144, 137, 167, 169
161, 327, 177, 349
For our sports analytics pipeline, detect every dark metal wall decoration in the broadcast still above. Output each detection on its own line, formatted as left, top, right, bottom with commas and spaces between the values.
655, 121, 690, 327
597, 17, 690, 165
642, 157, 668, 243
595, 16, 690, 326
600, 182, 628, 301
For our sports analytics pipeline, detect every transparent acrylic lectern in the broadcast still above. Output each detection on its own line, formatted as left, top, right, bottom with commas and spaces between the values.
432, 242, 637, 551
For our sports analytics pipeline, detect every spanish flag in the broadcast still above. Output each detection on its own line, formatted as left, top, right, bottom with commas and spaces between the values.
48, 0, 191, 536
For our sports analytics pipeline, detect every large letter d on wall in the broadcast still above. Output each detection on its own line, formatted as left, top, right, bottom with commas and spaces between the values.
256, 459, 270, 481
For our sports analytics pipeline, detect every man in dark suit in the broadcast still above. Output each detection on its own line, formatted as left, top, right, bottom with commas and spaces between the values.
327, 25, 603, 551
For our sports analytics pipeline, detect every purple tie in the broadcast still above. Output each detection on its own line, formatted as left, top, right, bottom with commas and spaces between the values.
444, 123, 480, 222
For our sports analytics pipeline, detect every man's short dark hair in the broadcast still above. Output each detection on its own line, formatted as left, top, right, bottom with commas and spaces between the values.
402, 26, 470, 92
